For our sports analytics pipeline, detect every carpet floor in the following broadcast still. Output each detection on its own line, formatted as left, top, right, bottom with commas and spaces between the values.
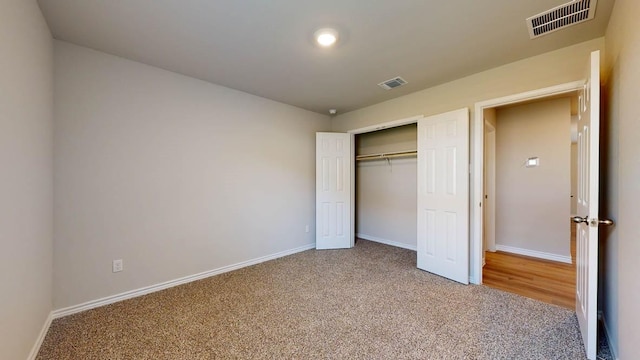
37, 240, 588, 359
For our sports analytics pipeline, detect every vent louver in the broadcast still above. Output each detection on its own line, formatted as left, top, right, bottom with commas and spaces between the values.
378, 77, 408, 90
526, 0, 598, 39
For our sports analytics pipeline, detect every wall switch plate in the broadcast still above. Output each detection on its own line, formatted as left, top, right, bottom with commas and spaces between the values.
112, 259, 123, 273
526, 157, 539, 167
305, 225, 310, 233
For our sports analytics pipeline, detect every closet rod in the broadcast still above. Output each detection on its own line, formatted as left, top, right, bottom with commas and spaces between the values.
356, 150, 417, 161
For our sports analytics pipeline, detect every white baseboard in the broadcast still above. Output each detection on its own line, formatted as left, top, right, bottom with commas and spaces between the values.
598, 311, 619, 360
27, 312, 52, 360
356, 233, 417, 251
495, 244, 572, 264
52, 243, 315, 319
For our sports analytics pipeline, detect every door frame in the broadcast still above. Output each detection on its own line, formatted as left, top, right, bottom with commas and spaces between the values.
483, 119, 496, 254
471, 81, 584, 284
347, 115, 425, 246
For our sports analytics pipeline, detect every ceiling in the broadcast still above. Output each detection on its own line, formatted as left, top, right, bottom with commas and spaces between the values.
37, 0, 614, 115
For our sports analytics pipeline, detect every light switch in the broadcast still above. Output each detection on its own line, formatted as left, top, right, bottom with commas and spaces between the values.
526, 157, 539, 167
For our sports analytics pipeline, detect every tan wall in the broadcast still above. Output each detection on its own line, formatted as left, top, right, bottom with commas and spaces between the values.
495, 98, 571, 258
356, 125, 417, 248
0, 1, 54, 358
603, 0, 640, 357
484, 108, 497, 129
53, 41, 331, 309
331, 38, 604, 133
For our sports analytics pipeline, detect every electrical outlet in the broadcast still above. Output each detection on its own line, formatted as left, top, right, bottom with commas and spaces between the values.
305, 225, 309, 233
112, 259, 123, 273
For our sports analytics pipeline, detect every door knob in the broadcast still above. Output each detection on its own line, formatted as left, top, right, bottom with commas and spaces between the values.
572, 216, 588, 224
572, 216, 615, 226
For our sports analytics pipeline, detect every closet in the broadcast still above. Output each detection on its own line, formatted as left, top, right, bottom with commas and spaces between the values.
316, 108, 469, 283
354, 124, 417, 250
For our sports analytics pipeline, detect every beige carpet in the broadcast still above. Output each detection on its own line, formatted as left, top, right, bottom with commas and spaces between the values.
37, 240, 587, 359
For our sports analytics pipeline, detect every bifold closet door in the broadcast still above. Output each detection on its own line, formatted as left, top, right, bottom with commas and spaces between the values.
416, 109, 469, 284
315, 132, 353, 250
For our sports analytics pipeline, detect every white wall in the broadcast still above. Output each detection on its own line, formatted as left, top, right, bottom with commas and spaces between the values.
603, 0, 640, 357
53, 41, 330, 309
0, 1, 53, 359
356, 125, 417, 249
495, 98, 571, 259
332, 38, 604, 281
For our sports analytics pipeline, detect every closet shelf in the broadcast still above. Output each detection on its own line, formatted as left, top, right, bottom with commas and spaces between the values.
356, 150, 417, 161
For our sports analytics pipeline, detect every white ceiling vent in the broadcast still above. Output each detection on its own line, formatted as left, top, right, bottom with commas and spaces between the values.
526, 0, 598, 39
378, 77, 408, 90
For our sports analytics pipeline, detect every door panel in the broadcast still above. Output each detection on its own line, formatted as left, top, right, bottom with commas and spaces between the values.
575, 50, 600, 360
316, 133, 352, 250
417, 109, 469, 284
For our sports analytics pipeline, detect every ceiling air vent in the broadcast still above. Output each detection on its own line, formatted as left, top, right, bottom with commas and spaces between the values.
526, 0, 598, 39
378, 77, 408, 90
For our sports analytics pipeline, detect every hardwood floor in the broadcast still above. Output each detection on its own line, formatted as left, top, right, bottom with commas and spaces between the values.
482, 225, 576, 309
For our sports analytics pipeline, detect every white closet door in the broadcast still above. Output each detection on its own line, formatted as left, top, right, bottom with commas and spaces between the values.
417, 109, 469, 284
315, 133, 353, 250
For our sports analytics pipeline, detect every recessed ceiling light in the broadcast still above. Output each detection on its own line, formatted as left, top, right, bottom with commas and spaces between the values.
314, 28, 338, 47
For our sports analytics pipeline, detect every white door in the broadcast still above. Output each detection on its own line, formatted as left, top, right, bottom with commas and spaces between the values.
573, 50, 602, 360
316, 133, 353, 249
417, 109, 469, 284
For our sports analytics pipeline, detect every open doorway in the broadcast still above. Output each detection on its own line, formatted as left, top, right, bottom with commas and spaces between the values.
480, 92, 579, 308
